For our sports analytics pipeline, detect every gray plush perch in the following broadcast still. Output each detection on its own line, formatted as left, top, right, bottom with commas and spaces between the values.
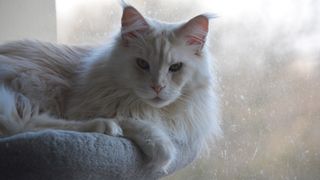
0, 130, 196, 180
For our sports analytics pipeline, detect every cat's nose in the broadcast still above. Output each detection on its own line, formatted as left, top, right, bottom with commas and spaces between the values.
151, 84, 165, 94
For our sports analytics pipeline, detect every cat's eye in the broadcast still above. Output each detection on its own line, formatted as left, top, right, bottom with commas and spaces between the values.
169, 62, 183, 72
136, 58, 149, 70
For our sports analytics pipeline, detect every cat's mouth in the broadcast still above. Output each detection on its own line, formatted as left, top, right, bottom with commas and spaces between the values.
143, 96, 168, 108
152, 97, 163, 102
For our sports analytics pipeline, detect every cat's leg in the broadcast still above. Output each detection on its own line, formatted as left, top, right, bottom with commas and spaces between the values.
0, 85, 122, 136
25, 114, 123, 136
120, 119, 176, 173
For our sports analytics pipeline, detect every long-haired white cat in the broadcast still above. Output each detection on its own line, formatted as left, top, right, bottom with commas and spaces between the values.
0, 4, 221, 172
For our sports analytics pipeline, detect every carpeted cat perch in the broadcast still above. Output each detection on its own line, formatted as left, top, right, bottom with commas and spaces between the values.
0, 130, 196, 180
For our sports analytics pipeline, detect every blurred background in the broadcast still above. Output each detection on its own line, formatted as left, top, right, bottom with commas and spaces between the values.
1, 0, 319, 179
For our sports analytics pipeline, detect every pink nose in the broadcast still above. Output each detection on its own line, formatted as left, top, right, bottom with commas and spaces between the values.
151, 84, 165, 94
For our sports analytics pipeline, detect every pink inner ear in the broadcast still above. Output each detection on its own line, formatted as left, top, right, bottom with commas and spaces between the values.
195, 16, 209, 31
186, 34, 206, 45
122, 7, 143, 27
181, 15, 209, 46
121, 6, 149, 46
121, 6, 149, 36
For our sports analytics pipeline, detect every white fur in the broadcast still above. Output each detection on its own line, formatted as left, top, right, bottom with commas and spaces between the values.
0, 86, 21, 134
0, 5, 221, 172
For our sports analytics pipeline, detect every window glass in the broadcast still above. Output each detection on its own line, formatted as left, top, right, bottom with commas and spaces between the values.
56, 0, 320, 179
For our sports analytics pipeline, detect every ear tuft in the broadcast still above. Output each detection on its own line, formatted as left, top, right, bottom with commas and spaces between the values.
119, 0, 129, 8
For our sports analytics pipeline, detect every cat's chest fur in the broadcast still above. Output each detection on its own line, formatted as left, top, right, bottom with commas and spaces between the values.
67, 85, 178, 122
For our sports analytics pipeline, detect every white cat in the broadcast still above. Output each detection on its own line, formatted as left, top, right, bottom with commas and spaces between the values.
0, 4, 221, 172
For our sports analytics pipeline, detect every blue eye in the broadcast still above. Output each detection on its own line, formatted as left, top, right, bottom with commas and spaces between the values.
136, 58, 149, 70
169, 62, 183, 72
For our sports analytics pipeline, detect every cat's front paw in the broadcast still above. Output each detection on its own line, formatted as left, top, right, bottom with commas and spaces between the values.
88, 118, 123, 136
120, 119, 176, 173
144, 138, 177, 173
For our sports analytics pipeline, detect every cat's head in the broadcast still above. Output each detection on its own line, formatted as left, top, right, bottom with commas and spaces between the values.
111, 5, 214, 108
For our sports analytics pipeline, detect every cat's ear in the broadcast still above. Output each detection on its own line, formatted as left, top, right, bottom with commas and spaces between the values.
121, 6, 149, 44
175, 15, 213, 55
